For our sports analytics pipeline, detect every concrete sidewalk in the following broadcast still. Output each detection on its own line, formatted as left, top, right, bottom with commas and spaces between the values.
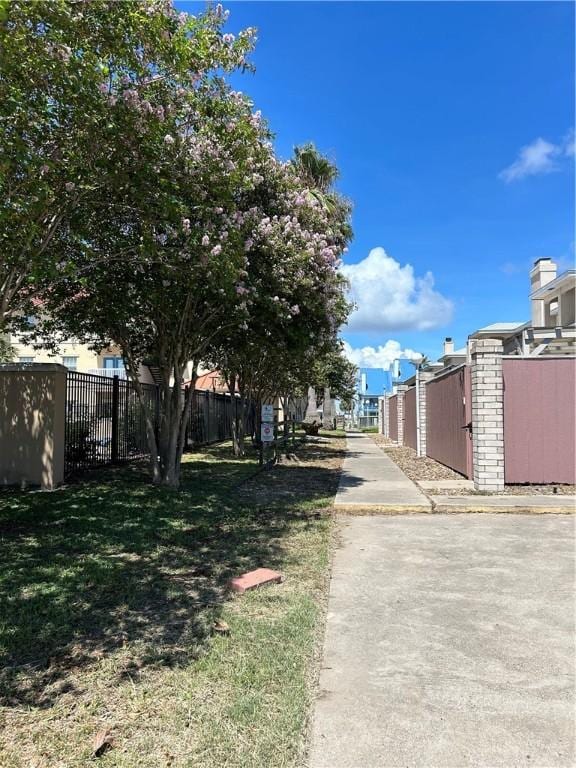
335, 432, 431, 513
309, 514, 575, 768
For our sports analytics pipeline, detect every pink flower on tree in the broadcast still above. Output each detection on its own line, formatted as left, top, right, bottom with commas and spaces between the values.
202, 235, 210, 246
211, 244, 222, 256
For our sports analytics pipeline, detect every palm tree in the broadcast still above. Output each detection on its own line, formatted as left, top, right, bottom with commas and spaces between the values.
409, 354, 430, 372
291, 144, 352, 246
292, 142, 339, 193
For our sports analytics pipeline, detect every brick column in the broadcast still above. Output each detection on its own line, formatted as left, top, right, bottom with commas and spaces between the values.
471, 339, 505, 491
383, 394, 391, 437
395, 384, 408, 446
377, 396, 384, 434
417, 371, 434, 457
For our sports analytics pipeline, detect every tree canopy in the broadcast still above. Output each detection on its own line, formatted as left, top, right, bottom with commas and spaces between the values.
2, 2, 354, 486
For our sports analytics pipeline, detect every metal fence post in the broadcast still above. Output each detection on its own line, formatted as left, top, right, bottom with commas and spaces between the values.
111, 374, 119, 464
184, 385, 190, 451
154, 385, 160, 448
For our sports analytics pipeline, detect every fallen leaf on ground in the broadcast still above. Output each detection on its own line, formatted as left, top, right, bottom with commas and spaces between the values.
212, 619, 231, 635
92, 728, 114, 758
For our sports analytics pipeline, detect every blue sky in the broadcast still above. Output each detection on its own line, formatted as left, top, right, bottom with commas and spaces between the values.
181, 1, 574, 392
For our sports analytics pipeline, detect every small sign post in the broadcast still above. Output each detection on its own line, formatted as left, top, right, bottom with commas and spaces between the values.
261, 422, 274, 442
260, 405, 275, 467
261, 404, 274, 423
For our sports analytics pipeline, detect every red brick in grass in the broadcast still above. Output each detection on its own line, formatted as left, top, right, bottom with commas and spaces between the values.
229, 568, 283, 594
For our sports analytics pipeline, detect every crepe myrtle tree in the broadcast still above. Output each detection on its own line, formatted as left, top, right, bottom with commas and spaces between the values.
208, 153, 352, 455
0, 0, 255, 330
307, 341, 358, 413
35, 61, 273, 486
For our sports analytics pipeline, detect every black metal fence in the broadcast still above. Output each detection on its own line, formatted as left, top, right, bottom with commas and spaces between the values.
187, 389, 255, 448
65, 371, 254, 477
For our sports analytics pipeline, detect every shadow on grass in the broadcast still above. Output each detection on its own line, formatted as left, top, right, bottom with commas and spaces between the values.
0, 440, 349, 709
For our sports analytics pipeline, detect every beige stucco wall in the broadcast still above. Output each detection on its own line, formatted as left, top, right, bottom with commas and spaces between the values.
0, 364, 66, 489
5, 334, 158, 383
7, 332, 126, 371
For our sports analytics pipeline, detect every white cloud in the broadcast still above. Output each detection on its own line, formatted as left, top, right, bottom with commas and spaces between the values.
563, 129, 575, 158
341, 247, 453, 332
499, 132, 574, 182
342, 340, 422, 370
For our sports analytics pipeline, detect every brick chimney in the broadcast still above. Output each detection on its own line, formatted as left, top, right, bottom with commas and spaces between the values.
530, 258, 557, 292
531, 259, 558, 327
443, 337, 454, 356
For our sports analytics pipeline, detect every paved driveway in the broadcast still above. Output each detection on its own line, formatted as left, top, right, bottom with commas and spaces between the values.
310, 514, 575, 768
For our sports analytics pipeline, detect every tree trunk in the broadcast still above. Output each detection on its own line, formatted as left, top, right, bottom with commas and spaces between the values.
235, 392, 246, 457
122, 350, 162, 483
144, 361, 192, 488
304, 385, 318, 423
227, 374, 242, 458
121, 349, 194, 488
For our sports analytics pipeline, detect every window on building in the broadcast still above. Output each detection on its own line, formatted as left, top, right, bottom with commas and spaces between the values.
19, 356, 34, 363
62, 356, 78, 370
103, 356, 124, 369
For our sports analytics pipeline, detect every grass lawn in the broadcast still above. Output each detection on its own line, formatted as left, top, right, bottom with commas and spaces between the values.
317, 428, 346, 438
0, 438, 345, 767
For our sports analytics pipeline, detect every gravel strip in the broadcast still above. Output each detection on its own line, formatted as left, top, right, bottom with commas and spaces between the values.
370, 435, 575, 495
435, 485, 576, 496
371, 438, 462, 481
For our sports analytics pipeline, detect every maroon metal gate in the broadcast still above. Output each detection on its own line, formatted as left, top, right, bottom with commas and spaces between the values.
503, 358, 576, 484
426, 365, 472, 478
404, 387, 417, 450
389, 395, 398, 442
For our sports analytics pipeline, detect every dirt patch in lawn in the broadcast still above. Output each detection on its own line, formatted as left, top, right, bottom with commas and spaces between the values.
238, 437, 346, 508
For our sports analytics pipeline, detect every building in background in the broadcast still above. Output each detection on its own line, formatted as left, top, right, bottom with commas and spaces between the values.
355, 369, 382, 428
429, 258, 576, 372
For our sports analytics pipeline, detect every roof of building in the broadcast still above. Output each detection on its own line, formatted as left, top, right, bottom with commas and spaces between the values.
439, 346, 467, 361
469, 321, 528, 339
184, 370, 228, 392
530, 269, 576, 299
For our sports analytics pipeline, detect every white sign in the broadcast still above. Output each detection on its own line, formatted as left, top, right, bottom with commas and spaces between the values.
261, 404, 274, 422
261, 423, 274, 442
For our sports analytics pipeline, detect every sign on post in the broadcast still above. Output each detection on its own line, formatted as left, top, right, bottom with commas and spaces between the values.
261, 422, 274, 442
261, 404, 274, 422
